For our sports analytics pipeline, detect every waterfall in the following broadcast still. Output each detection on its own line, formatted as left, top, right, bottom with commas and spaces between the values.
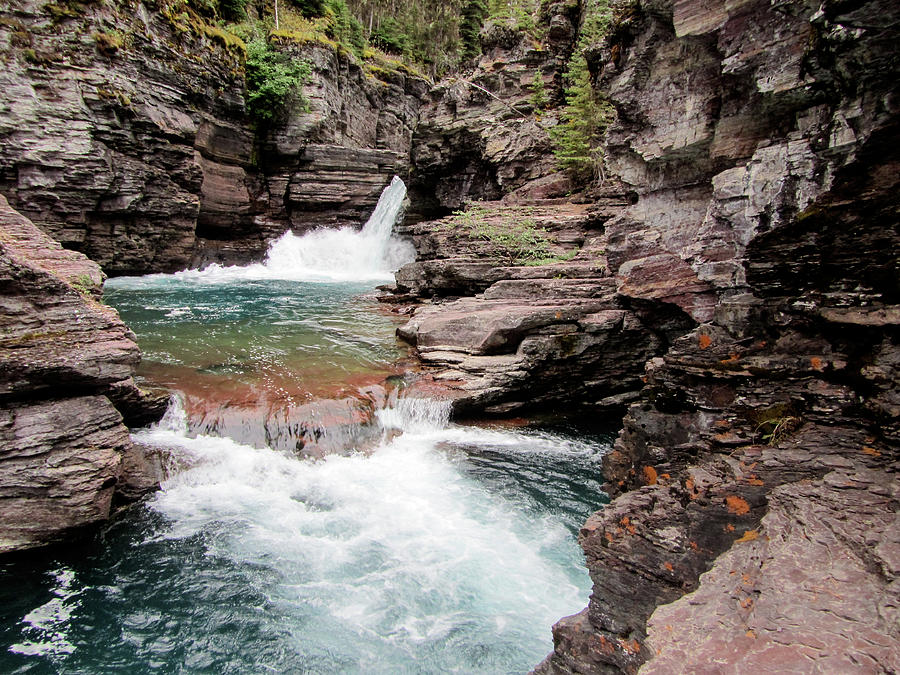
153, 175, 414, 284
262, 175, 415, 282
377, 396, 453, 434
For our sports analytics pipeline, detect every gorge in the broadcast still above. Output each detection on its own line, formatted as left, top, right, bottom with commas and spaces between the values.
1, 0, 898, 672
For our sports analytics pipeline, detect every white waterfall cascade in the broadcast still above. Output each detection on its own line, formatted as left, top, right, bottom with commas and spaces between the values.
262, 175, 415, 282
162, 175, 415, 284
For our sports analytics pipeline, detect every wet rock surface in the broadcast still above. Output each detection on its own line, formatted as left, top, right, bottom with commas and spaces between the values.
0, 2, 428, 274
529, 0, 900, 671
0, 197, 163, 554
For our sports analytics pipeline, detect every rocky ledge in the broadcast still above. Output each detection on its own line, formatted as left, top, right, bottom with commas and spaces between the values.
384, 193, 686, 416
388, 0, 899, 671
0, 196, 165, 554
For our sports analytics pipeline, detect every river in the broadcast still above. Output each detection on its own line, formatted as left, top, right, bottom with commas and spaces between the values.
0, 178, 611, 674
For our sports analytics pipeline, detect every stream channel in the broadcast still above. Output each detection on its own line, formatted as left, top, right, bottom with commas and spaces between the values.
1, 178, 612, 674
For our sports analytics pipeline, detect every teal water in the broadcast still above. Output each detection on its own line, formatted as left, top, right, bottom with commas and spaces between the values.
102, 276, 408, 400
1, 208, 611, 673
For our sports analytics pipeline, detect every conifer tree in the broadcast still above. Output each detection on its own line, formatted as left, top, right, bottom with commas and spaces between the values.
550, 0, 613, 183
459, 0, 488, 61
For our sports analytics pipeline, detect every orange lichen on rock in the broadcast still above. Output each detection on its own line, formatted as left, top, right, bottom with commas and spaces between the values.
663, 561, 674, 571
810, 356, 824, 371
735, 529, 759, 542
643, 465, 658, 485
699, 333, 712, 350
725, 495, 751, 515
685, 477, 699, 499
862, 446, 882, 456
619, 638, 641, 655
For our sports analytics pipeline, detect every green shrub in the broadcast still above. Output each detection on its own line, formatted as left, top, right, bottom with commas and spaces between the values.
443, 204, 576, 265
529, 70, 548, 110
245, 38, 311, 125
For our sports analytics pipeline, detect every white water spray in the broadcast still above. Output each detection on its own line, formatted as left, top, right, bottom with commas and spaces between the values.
130, 395, 594, 672
262, 175, 415, 282
134, 176, 414, 285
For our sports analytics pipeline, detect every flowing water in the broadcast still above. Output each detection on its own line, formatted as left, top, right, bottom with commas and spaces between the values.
0, 178, 611, 674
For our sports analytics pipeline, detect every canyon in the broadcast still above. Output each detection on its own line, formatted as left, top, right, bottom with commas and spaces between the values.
1, 0, 898, 672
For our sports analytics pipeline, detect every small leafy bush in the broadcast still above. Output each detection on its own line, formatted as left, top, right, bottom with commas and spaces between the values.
245, 38, 311, 125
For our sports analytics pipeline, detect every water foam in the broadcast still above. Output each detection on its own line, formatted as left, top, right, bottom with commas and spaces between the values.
110, 176, 414, 287
127, 396, 595, 672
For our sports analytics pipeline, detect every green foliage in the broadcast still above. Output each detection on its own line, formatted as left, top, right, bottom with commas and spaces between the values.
288, 0, 327, 16
70, 274, 100, 297
487, 0, 538, 34
244, 38, 311, 125
218, 0, 249, 21
93, 30, 123, 56
323, 0, 366, 57
369, 17, 409, 54
529, 70, 548, 110
459, 0, 488, 61
346, 0, 481, 76
750, 403, 802, 445
444, 204, 576, 265
551, 0, 614, 183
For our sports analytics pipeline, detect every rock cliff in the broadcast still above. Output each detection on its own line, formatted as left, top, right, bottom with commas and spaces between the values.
0, 0, 427, 273
530, 0, 900, 671
0, 195, 164, 554
406, 0, 582, 221
384, 0, 898, 671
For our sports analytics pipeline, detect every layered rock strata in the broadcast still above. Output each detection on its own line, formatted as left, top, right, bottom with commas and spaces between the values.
0, 1, 427, 273
532, 0, 900, 671
406, 0, 582, 221
387, 195, 682, 416
0, 196, 164, 554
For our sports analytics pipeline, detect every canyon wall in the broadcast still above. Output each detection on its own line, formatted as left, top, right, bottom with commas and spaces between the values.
0, 0, 897, 666
533, 0, 900, 671
0, 0, 427, 274
0, 195, 165, 554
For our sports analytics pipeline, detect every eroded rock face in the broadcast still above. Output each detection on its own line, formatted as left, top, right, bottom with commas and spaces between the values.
0, 2, 428, 273
535, 0, 900, 671
406, 2, 581, 221
0, 196, 162, 554
642, 465, 900, 674
387, 197, 670, 415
